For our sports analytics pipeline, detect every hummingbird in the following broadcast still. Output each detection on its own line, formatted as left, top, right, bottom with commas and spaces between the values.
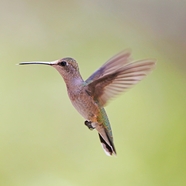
19, 50, 155, 156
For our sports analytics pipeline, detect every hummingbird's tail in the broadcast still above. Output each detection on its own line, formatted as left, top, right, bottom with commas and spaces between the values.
98, 133, 116, 156
96, 125, 116, 156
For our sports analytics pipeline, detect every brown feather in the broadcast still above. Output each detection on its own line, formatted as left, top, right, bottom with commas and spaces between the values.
87, 59, 156, 106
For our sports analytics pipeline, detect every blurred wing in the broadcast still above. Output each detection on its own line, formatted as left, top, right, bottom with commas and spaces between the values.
87, 59, 156, 106
85, 50, 131, 84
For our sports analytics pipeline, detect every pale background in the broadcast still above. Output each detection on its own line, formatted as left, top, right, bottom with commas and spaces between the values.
1, 0, 186, 185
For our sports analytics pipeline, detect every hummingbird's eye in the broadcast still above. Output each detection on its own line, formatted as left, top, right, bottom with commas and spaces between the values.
59, 61, 67, 66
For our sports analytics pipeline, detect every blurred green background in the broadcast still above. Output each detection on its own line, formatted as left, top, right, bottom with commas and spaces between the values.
1, 0, 186, 185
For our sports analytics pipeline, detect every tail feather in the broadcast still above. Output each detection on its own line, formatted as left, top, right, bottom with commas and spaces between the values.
87, 121, 116, 156
96, 124, 116, 156
99, 133, 116, 156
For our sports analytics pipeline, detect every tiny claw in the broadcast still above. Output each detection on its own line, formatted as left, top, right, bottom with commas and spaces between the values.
84, 120, 95, 130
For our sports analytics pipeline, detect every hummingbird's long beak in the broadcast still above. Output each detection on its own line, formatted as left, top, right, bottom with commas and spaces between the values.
18, 60, 58, 66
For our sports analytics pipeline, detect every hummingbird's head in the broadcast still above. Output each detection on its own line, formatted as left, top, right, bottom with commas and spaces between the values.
19, 57, 81, 81
54, 57, 79, 76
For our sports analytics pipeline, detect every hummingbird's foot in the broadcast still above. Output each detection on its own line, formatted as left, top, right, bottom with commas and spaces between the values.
84, 120, 95, 130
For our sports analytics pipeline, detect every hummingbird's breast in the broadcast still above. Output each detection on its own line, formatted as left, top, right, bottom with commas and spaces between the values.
67, 86, 100, 121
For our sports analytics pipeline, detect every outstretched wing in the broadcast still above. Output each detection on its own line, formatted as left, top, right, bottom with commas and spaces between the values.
85, 50, 131, 84
86, 59, 156, 106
